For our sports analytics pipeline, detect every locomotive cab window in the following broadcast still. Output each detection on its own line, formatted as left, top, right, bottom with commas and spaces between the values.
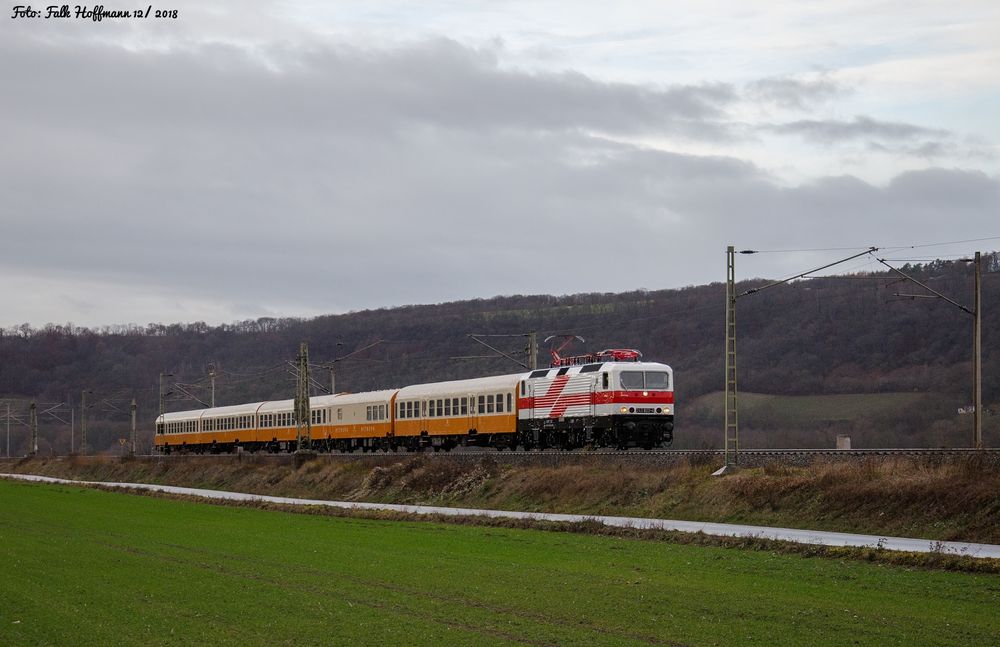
645, 372, 671, 390
620, 371, 644, 390
620, 371, 671, 390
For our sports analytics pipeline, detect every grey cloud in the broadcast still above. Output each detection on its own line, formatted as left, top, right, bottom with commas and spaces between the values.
0, 34, 739, 143
745, 75, 847, 109
1, 34, 997, 326
767, 116, 950, 143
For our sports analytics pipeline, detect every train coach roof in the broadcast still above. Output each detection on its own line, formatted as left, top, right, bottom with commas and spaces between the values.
396, 373, 524, 398
157, 402, 266, 422
257, 399, 294, 413
323, 390, 398, 405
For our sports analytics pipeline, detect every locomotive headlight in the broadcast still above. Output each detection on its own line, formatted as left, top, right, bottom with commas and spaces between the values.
642, 391, 648, 396
620, 406, 628, 414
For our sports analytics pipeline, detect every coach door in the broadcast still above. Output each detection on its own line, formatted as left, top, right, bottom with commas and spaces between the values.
468, 392, 478, 433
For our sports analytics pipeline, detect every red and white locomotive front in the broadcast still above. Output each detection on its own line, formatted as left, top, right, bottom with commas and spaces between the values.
517, 356, 674, 449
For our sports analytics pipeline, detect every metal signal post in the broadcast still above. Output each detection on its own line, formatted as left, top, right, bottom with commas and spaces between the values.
717, 245, 880, 474
723, 246, 739, 470
130, 398, 137, 457
294, 342, 312, 452
29, 402, 38, 456
974, 251, 982, 448
881, 251, 983, 449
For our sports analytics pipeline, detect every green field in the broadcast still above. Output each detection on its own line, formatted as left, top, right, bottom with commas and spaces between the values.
688, 391, 927, 426
1, 480, 998, 646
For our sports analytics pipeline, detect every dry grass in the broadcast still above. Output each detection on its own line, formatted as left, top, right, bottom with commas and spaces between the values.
5, 454, 999, 544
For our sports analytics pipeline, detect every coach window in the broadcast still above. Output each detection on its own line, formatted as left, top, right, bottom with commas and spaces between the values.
486, 394, 494, 414
461, 397, 468, 415
477, 395, 485, 414
507, 393, 512, 411
436, 399, 443, 417
496, 393, 504, 413
366, 406, 372, 421
444, 399, 452, 416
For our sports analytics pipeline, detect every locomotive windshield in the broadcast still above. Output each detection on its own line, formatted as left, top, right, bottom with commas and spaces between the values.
620, 371, 671, 390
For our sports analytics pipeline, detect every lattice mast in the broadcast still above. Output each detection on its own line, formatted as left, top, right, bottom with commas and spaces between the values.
724, 245, 739, 468
294, 342, 312, 451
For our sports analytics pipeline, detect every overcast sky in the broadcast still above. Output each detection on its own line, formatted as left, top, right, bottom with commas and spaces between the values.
3, 1, 998, 327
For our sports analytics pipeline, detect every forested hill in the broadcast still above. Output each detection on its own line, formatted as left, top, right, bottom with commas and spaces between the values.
1, 255, 997, 452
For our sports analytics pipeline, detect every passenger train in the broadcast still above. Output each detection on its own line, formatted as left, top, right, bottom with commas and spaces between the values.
154, 352, 674, 453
